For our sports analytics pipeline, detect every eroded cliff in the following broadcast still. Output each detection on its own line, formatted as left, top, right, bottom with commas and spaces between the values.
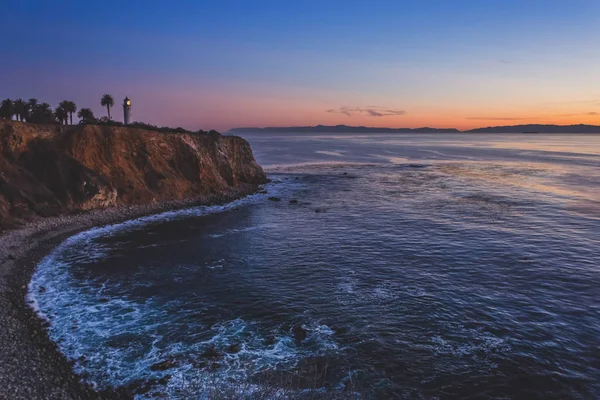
0, 121, 267, 229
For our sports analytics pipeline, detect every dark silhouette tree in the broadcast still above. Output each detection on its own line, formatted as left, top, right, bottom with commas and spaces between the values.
54, 106, 68, 125
77, 108, 96, 124
59, 100, 77, 125
26, 98, 39, 121
12, 98, 27, 121
100, 94, 114, 120
66, 101, 77, 125
0, 99, 12, 120
28, 102, 54, 124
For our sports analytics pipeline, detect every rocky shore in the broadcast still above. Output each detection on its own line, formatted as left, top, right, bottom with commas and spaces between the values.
0, 185, 262, 399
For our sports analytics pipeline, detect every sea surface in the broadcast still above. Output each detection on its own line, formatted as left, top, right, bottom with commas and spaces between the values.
29, 133, 600, 399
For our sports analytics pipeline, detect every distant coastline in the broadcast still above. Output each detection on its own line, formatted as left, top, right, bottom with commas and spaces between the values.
229, 124, 600, 134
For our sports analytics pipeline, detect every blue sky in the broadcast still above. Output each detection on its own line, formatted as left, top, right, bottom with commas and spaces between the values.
2, 0, 599, 130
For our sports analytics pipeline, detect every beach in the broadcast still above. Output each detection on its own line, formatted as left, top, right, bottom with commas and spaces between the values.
0, 185, 259, 400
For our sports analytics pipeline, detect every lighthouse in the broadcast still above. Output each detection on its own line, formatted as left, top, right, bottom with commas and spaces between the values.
123, 97, 131, 125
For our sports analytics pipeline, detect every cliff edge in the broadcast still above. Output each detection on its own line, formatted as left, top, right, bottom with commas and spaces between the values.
0, 121, 267, 230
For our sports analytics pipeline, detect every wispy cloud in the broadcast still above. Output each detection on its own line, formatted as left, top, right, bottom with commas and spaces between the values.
557, 112, 599, 117
326, 106, 406, 117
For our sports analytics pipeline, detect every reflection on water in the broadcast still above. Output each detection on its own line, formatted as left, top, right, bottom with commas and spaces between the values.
30, 133, 600, 399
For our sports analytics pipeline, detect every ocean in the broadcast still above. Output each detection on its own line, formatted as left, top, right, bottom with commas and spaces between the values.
29, 133, 600, 399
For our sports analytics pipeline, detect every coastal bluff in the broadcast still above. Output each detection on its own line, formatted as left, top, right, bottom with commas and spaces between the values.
0, 121, 267, 230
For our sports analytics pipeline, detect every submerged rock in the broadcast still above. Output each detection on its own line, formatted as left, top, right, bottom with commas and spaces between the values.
225, 343, 241, 354
292, 324, 308, 342
289, 199, 298, 204
268, 197, 281, 202
126, 379, 155, 395
158, 375, 172, 385
264, 335, 277, 346
150, 360, 176, 371
202, 345, 223, 359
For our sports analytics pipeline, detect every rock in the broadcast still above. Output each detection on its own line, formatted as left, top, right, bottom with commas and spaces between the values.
158, 375, 172, 385
292, 324, 308, 342
38, 286, 46, 293
289, 199, 298, 204
126, 379, 155, 395
7, 254, 14, 260
268, 197, 281, 202
225, 343, 241, 354
99, 297, 109, 303
150, 360, 176, 371
210, 362, 222, 370
332, 325, 350, 335
315, 209, 322, 213
202, 345, 222, 359
264, 335, 277, 346
258, 189, 268, 194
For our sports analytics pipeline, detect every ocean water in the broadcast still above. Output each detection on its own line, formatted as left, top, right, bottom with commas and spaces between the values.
29, 133, 600, 399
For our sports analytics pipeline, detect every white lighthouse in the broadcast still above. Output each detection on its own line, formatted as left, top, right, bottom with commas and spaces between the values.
123, 97, 131, 125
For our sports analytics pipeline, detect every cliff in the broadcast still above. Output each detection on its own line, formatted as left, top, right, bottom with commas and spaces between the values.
0, 121, 267, 230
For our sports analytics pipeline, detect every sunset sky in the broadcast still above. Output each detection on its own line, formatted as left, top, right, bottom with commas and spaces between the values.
2, 0, 600, 131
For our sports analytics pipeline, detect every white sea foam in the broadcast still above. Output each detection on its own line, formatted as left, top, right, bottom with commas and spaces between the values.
27, 178, 342, 397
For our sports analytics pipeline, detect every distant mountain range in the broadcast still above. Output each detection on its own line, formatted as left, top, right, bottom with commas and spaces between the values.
228, 124, 600, 134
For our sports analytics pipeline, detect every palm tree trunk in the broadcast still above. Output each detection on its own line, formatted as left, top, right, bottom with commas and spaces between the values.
69, 112, 73, 125
107, 105, 111, 120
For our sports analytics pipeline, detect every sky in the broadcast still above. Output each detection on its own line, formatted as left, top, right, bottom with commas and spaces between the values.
1, 0, 600, 131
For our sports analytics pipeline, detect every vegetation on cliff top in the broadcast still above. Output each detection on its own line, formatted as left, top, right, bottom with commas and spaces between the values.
0, 95, 213, 135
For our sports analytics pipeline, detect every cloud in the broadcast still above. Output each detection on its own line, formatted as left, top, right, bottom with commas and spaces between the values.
465, 117, 537, 121
326, 106, 406, 117
557, 112, 599, 117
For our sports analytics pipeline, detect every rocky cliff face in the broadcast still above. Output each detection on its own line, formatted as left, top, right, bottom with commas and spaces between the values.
0, 121, 267, 229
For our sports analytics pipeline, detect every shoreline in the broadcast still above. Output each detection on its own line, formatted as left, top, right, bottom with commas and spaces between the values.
0, 184, 261, 400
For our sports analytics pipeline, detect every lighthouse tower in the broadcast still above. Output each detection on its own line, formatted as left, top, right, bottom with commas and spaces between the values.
123, 97, 131, 125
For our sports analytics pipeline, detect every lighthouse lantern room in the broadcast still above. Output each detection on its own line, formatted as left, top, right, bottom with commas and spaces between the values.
123, 97, 131, 125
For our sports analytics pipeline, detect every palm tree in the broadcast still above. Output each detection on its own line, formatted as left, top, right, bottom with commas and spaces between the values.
12, 99, 27, 121
29, 102, 53, 124
27, 98, 38, 109
58, 100, 77, 125
0, 99, 12, 120
100, 94, 114, 120
77, 108, 96, 124
54, 106, 68, 125
66, 101, 77, 125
